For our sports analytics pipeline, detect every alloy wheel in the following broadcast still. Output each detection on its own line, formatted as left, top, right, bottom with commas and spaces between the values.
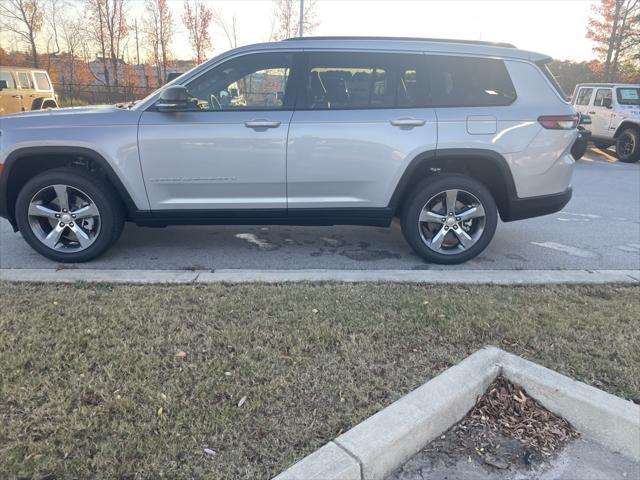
418, 189, 486, 255
27, 184, 101, 252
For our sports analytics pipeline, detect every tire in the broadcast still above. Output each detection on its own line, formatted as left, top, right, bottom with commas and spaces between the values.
15, 168, 125, 262
615, 127, 640, 163
30, 98, 44, 110
42, 99, 58, 109
400, 174, 498, 265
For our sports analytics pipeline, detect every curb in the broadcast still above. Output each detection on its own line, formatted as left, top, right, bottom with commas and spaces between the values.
273, 347, 640, 480
1, 268, 639, 284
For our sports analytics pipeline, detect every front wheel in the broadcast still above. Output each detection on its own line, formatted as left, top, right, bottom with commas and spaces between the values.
616, 128, 640, 163
15, 168, 124, 262
401, 174, 498, 264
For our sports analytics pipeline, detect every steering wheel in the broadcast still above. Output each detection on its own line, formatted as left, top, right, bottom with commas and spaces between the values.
210, 94, 222, 111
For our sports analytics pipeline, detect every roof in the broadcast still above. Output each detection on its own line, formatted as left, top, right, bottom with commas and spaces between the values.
0, 66, 50, 74
283, 36, 517, 48
575, 83, 640, 88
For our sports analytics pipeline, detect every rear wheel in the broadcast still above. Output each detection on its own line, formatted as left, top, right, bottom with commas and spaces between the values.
616, 128, 640, 163
15, 168, 124, 262
400, 174, 498, 264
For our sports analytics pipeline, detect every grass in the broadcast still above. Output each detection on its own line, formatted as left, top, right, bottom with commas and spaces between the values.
0, 282, 638, 479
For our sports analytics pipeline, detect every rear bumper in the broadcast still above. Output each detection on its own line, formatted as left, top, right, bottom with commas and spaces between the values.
501, 186, 572, 222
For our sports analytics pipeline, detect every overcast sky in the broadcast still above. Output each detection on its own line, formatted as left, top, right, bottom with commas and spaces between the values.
1, 0, 599, 63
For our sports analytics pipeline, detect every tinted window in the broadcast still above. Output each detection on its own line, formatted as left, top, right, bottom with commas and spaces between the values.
33, 72, 51, 90
594, 88, 612, 107
0, 71, 16, 89
302, 52, 429, 109
575, 88, 593, 106
617, 87, 640, 105
18, 72, 32, 89
427, 55, 516, 107
186, 52, 293, 110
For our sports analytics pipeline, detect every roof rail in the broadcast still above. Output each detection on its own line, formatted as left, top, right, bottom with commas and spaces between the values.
282, 36, 516, 48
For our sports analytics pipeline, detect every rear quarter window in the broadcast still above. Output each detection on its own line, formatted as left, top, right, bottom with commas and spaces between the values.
33, 72, 52, 90
426, 55, 517, 107
0, 71, 16, 89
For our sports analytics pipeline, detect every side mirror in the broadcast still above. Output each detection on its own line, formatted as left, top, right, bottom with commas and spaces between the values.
603, 97, 612, 109
0, 80, 7, 91
155, 85, 192, 112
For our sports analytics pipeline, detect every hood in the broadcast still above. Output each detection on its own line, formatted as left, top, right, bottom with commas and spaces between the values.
0, 104, 142, 129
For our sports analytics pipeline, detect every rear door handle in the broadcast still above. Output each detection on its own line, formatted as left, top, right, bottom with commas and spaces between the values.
390, 118, 426, 127
588, 111, 596, 114
244, 119, 281, 129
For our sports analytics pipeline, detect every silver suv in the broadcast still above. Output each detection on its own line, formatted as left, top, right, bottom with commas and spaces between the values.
0, 37, 577, 264
572, 83, 640, 163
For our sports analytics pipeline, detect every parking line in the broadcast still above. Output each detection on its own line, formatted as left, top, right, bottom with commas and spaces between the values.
589, 147, 618, 163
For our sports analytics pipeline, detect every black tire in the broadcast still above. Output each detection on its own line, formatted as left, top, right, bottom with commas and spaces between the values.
15, 168, 125, 262
30, 98, 44, 110
616, 128, 640, 163
400, 174, 498, 265
42, 99, 58, 109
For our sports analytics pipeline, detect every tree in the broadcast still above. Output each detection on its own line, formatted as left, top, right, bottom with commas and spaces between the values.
270, 0, 318, 41
0, 0, 44, 67
182, 0, 213, 64
587, 0, 640, 81
85, 0, 129, 98
212, 9, 238, 49
143, 0, 175, 85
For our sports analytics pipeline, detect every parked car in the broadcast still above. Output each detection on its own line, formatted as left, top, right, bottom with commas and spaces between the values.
0, 67, 58, 115
571, 83, 640, 163
571, 112, 592, 160
0, 37, 578, 264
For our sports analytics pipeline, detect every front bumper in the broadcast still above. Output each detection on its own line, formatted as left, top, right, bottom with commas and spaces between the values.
500, 186, 572, 222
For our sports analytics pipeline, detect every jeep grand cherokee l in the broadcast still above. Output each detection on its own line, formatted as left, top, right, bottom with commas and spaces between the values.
0, 37, 577, 264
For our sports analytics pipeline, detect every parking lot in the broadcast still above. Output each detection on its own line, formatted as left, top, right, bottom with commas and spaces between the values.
1, 148, 638, 271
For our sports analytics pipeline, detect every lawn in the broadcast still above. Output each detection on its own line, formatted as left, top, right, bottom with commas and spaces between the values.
1, 282, 638, 479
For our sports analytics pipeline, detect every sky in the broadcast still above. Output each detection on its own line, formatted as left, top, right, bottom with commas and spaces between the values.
1, 0, 600, 63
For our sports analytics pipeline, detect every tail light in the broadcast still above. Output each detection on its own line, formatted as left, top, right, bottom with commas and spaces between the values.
538, 115, 579, 130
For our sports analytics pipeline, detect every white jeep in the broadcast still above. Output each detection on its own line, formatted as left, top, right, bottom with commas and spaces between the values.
572, 83, 640, 163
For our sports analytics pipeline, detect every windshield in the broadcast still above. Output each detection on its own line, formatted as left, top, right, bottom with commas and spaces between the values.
617, 87, 640, 105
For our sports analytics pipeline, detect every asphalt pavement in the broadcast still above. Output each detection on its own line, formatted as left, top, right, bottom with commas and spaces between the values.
1, 149, 638, 271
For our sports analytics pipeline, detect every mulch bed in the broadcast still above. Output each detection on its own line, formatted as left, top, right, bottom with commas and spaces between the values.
421, 376, 579, 470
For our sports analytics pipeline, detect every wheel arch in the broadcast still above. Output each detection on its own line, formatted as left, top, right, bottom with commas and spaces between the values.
614, 121, 640, 138
388, 148, 518, 221
0, 146, 138, 230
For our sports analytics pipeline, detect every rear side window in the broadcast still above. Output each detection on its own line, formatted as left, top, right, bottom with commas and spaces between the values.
575, 87, 593, 106
617, 87, 640, 105
426, 55, 516, 107
33, 72, 51, 90
0, 71, 16, 89
594, 88, 612, 107
18, 72, 33, 89
301, 52, 429, 110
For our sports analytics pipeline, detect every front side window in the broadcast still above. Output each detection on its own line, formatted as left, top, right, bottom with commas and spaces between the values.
427, 55, 517, 107
185, 52, 293, 111
0, 71, 16, 89
575, 87, 593, 106
594, 88, 612, 107
18, 72, 32, 89
33, 72, 51, 90
617, 87, 640, 105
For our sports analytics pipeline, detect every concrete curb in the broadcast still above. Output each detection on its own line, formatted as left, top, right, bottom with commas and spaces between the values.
273, 347, 640, 480
1, 268, 639, 284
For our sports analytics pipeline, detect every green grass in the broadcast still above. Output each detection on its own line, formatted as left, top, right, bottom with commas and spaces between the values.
1, 282, 638, 479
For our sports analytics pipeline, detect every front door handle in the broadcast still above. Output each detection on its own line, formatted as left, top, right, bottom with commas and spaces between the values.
244, 119, 281, 129
588, 111, 596, 114
390, 118, 426, 127
12, 95, 23, 99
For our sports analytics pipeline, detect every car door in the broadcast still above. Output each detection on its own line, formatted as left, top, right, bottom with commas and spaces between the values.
0, 71, 22, 115
16, 71, 36, 111
138, 51, 298, 211
286, 51, 437, 210
590, 88, 614, 137
573, 87, 594, 116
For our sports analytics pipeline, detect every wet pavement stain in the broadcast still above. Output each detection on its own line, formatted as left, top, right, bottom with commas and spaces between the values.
340, 249, 401, 261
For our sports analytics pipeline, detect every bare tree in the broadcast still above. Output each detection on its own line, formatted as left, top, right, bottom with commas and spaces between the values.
270, 0, 318, 41
44, 0, 63, 56
182, 0, 213, 64
587, 0, 640, 81
212, 9, 238, 49
0, 0, 44, 67
85, 0, 128, 95
143, 0, 175, 85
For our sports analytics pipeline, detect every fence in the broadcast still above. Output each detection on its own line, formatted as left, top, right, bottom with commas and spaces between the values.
53, 82, 158, 106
